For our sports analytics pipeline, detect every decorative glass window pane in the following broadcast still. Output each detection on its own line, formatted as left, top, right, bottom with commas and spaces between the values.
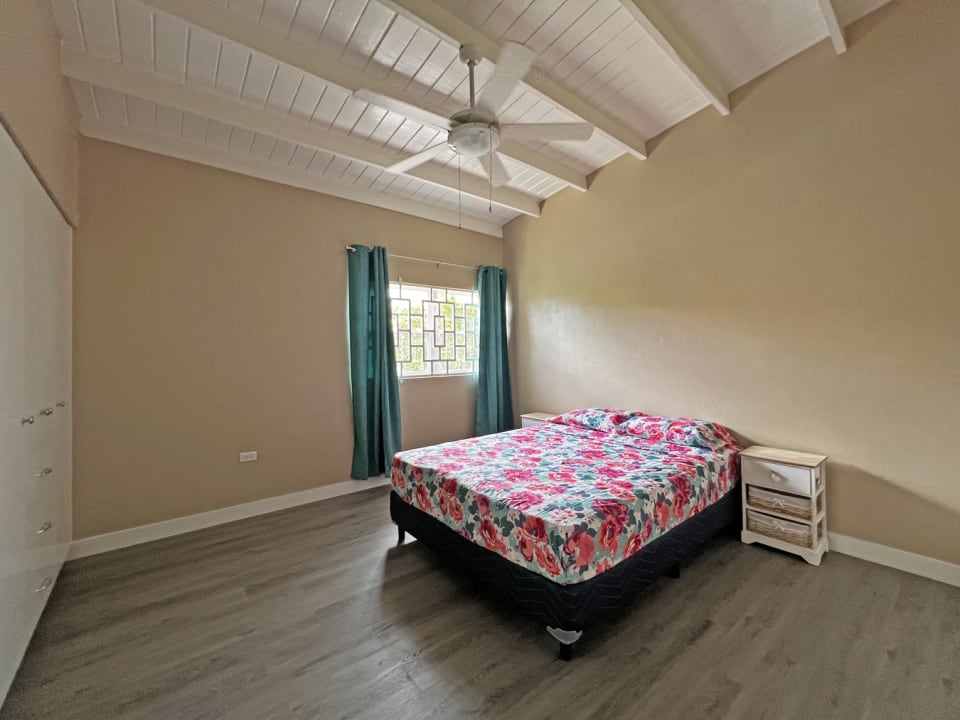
390, 282, 480, 378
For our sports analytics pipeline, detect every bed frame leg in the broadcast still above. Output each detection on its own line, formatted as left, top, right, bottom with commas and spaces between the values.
667, 563, 681, 579
397, 525, 406, 545
546, 626, 582, 661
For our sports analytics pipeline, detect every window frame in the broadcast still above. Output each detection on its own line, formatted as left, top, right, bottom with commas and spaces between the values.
388, 280, 480, 380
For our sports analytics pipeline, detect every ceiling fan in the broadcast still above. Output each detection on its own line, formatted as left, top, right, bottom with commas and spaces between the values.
354, 42, 594, 188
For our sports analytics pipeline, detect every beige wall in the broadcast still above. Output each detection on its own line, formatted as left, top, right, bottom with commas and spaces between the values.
0, 0, 80, 226
74, 138, 500, 538
504, 0, 960, 564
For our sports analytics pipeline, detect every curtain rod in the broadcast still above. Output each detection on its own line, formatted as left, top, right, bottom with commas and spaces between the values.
345, 245, 477, 271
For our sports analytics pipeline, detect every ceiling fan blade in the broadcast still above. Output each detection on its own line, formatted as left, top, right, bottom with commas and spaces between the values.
353, 89, 452, 131
478, 42, 535, 116
477, 151, 511, 187
501, 123, 594, 143
488, 152, 511, 187
385, 142, 449, 175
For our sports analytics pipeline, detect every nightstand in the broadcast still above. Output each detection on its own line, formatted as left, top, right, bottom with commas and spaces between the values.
739, 445, 828, 566
520, 412, 554, 428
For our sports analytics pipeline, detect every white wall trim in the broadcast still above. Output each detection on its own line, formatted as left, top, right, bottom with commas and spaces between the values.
829, 532, 960, 588
67, 477, 392, 560
68, 489, 960, 589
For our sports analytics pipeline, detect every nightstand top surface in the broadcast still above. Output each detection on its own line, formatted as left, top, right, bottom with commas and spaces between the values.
520, 412, 555, 421
741, 445, 827, 468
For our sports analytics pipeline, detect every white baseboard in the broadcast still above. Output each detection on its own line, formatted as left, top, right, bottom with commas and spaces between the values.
828, 532, 960, 588
67, 476, 392, 560
67, 486, 960, 590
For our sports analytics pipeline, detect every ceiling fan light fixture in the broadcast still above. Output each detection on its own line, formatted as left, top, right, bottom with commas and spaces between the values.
447, 123, 500, 158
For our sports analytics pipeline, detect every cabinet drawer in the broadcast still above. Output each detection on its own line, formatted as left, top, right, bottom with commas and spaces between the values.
742, 457, 818, 497
747, 486, 818, 520
747, 510, 813, 548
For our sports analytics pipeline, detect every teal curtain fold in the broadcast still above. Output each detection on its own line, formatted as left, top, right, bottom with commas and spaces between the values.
347, 245, 401, 479
475, 265, 514, 436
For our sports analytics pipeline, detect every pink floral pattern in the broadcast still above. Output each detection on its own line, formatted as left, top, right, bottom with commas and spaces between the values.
546, 408, 634, 434
616, 415, 739, 451
391, 421, 740, 585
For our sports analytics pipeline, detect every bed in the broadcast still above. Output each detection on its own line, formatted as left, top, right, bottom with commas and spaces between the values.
389, 409, 741, 659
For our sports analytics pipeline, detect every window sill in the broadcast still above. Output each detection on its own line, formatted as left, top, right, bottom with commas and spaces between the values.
398, 373, 477, 383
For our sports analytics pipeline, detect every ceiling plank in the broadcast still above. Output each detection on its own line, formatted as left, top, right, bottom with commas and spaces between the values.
617, 0, 730, 116
61, 47, 540, 217
80, 119, 504, 237
817, 0, 848, 54
382, 0, 648, 159
142, 0, 587, 189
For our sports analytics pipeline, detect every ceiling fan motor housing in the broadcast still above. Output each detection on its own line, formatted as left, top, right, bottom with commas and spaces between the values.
459, 43, 483, 66
447, 122, 501, 158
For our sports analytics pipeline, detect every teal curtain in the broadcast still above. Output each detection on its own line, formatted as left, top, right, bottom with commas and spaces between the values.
475, 266, 514, 436
347, 245, 401, 479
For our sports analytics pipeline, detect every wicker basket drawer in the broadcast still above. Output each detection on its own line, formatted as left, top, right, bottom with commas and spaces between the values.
747, 509, 812, 548
747, 486, 816, 520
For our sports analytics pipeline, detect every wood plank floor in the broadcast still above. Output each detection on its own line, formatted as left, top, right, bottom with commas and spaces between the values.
3, 486, 958, 719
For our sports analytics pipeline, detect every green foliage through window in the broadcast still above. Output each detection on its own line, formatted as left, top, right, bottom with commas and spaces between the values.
389, 282, 480, 377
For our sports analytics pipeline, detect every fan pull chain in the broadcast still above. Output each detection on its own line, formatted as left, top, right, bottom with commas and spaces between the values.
457, 154, 462, 230
488, 128, 493, 213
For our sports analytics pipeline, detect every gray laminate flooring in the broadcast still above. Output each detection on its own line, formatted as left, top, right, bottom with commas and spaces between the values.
2, 486, 958, 719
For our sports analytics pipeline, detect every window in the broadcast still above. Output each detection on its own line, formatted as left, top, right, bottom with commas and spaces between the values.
389, 282, 480, 378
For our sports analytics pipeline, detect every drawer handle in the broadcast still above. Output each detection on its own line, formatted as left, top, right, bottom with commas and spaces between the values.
56, 401, 66, 408
769, 471, 785, 484
36, 522, 53, 534
36, 467, 54, 477
34, 577, 53, 593
21, 416, 35, 426
39, 407, 54, 417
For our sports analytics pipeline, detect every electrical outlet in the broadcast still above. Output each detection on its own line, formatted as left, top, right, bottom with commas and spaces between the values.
239, 451, 258, 463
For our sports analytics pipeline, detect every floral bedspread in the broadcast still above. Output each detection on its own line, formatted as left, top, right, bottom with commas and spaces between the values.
390, 423, 739, 585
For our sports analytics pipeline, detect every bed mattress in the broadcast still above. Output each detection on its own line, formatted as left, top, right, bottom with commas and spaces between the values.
390, 422, 738, 585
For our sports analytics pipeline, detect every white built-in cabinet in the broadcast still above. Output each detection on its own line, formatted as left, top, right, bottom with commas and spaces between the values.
0, 123, 73, 704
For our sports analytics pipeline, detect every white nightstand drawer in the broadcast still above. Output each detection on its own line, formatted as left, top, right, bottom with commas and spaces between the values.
742, 457, 816, 497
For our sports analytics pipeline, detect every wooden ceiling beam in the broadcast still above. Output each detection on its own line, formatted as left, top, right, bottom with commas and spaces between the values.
817, 0, 848, 54
61, 47, 540, 217
142, 0, 587, 191
617, 0, 730, 116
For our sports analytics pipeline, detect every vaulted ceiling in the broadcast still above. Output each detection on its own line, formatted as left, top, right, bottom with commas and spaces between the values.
53, 0, 889, 237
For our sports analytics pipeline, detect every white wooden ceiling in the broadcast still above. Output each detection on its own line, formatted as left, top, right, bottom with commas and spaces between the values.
52, 0, 889, 237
